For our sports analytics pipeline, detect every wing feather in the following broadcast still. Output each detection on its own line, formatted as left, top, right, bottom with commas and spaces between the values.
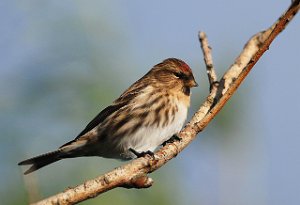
60, 82, 148, 148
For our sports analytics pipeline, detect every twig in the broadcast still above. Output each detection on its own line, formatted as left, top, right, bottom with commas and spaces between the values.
192, 31, 219, 123
198, 31, 218, 91
32, 1, 300, 204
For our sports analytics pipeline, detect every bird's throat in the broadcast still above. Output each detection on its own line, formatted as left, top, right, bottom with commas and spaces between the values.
182, 86, 190, 96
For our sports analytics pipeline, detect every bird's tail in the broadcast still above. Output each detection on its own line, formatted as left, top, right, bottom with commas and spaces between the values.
18, 150, 63, 175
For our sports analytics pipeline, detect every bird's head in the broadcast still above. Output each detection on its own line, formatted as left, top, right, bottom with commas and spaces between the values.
149, 58, 198, 96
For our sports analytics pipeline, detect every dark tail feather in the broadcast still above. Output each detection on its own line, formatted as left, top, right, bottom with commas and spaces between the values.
18, 150, 63, 175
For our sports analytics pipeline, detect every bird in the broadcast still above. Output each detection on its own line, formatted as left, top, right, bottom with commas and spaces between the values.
18, 58, 198, 174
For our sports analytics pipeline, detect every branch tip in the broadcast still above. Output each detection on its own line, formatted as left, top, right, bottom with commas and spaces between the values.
198, 31, 218, 90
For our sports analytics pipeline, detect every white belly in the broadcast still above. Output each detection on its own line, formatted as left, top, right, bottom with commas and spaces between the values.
119, 102, 188, 158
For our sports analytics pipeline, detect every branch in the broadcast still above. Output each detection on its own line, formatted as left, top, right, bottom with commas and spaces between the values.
198, 31, 218, 90
33, 1, 300, 204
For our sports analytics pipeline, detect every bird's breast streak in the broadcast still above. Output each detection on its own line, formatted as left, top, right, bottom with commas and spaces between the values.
119, 101, 188, 156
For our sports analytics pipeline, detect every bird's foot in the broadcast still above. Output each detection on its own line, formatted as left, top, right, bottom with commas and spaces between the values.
162, 134, 182, 146
129, 148, 154, 158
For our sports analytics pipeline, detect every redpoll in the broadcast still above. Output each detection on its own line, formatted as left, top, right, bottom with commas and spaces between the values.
18, 58, 198, 174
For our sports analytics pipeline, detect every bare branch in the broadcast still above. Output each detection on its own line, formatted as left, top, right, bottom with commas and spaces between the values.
198, 31, 218, 90
32, 1, 300, 204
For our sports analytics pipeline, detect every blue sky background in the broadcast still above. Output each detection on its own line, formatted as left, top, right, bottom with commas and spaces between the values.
1, 1, 300, 205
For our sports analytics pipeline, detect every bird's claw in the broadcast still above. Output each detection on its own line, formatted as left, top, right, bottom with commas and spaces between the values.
162, 134, 182, 146
129, 148, 155, 158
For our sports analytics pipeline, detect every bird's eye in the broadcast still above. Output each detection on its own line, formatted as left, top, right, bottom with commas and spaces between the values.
174, 72, 184, 79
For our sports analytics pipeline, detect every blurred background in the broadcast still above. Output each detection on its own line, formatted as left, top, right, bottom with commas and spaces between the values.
1, 1, 300, 205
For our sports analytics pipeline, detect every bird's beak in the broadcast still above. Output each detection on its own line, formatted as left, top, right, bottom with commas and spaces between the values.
189, 78, 198, 87
193, 80, 198, 87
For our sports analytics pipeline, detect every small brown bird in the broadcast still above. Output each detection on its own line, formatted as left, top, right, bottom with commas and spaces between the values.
18, 58, 198, 174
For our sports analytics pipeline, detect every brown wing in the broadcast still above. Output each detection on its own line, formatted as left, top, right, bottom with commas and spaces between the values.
59, 102, 126, 148
60, 80, 148, 148
76, 103, 127, 138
